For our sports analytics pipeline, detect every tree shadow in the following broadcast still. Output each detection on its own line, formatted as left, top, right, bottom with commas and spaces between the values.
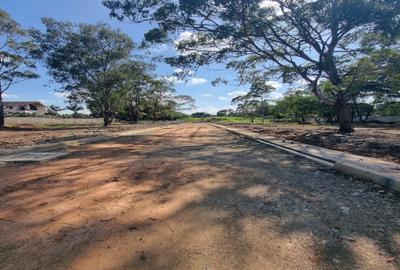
0, 124, 399, 270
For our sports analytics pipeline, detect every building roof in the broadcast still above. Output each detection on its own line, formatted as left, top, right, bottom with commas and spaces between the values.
3, 101, 47, 107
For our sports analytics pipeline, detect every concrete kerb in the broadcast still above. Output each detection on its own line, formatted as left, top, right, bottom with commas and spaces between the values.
211, 123, 400, 192
334, 163, 400, 191
0, 124, 179, 157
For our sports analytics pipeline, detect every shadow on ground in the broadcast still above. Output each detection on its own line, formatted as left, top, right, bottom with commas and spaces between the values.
0, 124, 399, 270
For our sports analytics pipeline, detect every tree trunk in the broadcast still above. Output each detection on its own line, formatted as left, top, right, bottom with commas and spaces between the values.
133, 105, 139, 123
152, 107, 156, 123
134, 95, 140, 123
103, 111, 113, 127
261, 99, 264, 124
133, 111, 139, 123
152, 101, 158, 123
335, 94, 353, 133
0, 92, 4, 128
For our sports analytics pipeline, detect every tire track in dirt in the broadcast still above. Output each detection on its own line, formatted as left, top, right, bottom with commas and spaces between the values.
0, 123, 399, 270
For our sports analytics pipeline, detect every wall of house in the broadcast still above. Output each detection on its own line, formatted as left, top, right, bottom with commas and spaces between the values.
3, 104, 48, 116
4, 107, 19, 114
35, 106, 47, 115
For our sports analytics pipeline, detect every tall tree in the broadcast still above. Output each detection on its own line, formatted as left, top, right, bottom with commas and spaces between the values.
344, 48, 400, 106
232, 94, 260, 123
0, 9, 38, 128
33, 19, 134, 126
103, 0, 399, 132
170, 95, 196, 111
273, 91, 322, 122
49, 104, 64, 115
146, 79, 175, 123
66, 95, 84, 117
119, 60, 152, 123
247, 79, 275, 123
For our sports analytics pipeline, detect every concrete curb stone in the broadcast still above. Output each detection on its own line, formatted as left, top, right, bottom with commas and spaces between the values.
211, 123, 400, 192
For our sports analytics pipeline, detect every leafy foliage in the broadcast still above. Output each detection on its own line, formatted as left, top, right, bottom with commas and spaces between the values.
0, 9, 39, 127
272, 91, 323, 122
103, 0, 400, 132
33, 19, 135, 126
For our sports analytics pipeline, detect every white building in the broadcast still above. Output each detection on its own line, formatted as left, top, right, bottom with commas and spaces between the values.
3, 101, 52, 116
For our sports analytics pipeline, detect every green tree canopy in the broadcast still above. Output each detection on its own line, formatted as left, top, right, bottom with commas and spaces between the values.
33, 18, 135, 126
0, 9, 39, 127
146, 79, 175, 122
273, 91, 322, 122
118, 60, 154, 122
103, 0, 400, 132
344, 48, 400, 105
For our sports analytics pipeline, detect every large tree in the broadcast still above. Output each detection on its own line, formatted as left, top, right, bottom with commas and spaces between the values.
103, 0, 399, 132
273, 91, 322, 122
146, 79, 175, 122
344, 48, 400, 106
66, 95, 84, 117
33, 19, 134, 126
231, 94, 260, 123
118, 60, 153, 123
247, 79, 275, 123
0, 9, 38, 128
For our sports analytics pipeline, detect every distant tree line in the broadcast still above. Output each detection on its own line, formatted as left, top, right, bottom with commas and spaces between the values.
32, 19, 194, 126
104, 0, 400, 133
0, 9, 195, 128
0, 10, 39, 128
216, 90, 400, 124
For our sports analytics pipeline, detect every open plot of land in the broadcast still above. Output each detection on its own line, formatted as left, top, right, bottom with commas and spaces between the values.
0, 123, 399, 270
221, 123, 400, 163
0, 121, 172, 150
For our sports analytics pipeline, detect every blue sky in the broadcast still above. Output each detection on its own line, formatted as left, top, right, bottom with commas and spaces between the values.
2, 0, 289, 114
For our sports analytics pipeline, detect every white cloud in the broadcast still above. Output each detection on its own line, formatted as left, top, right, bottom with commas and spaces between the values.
166, 76, 207, 85
51, 91, 68, 99
269, 91, 284, 100
173, 68, 194, 76
175, 31, 232, 56
149, 43, 173, 53
293, 76, 321, 87
201, 93, 213, 97
294, 78, 308, 86
218, 96, 228, 101
227, 90, 248, 97
189, 77, 207, 85
259, 0, 284, 16
177, 31, 194, 43
268, 81, 283, 90
259, 0, 280, 8
3, 93, 19, 98
165, 75, 181, 83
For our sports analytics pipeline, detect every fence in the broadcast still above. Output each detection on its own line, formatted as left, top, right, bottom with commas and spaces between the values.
5, 117, 102, 126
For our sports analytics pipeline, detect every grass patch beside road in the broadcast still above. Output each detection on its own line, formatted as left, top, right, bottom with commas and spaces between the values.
184, 116, 273, 124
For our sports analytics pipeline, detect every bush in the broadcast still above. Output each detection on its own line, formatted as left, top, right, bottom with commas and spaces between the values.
376, 102, 400, 116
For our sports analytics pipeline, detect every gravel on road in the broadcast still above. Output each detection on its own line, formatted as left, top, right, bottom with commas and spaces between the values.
0, 123, 399, 270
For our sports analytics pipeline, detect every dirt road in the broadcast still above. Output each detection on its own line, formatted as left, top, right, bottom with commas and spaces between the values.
0, 122, 172, 150
0, 123, 399, 270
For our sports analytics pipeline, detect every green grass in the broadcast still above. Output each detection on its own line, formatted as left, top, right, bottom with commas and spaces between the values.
183, 116, 273, 124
